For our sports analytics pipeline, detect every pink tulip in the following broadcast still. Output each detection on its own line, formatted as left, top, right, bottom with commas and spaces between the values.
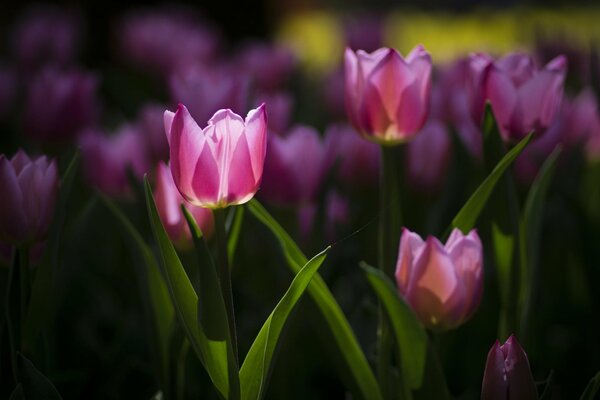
164, 103, 267, 208
471, 52, 567, 142
260, 125, 325, 206
0, 150, 58, 246
24, 67, 99, 143
344, 46, 432, 144
324, 123, 380, 189
481, 335, 538, 400
405, 119, 451, 192
79, 125, 150, 197
154, 162, 213, 248
395, 228, 483, 331
169, 64, 249, 127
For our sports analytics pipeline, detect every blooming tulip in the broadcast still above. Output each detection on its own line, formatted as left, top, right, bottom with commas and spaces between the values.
481, 335, 538, 400
24, 67, 98, 142
395, 228, 483, 331
164, 103, 267, 208
0, 150, 58, 246
470, 52, 567, 142
154, 162, 213, 248
260, 125, 325, 206
344, 45, 432, 144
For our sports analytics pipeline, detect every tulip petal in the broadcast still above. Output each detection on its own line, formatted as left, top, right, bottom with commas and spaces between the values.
226, 132, 256, 205
496, 53, 535, 86
486, 68, 518, 139
11, 150, 32, 174
169, 104, 207, 204
395, 228, 425, 295
344, 48, 360, 128
481, 341, 509, 400
244, 103, 268, 184
164, 110, 175, 145
190, 129, 221, 207
0, 156, 26, 242
503, 335, 538, 400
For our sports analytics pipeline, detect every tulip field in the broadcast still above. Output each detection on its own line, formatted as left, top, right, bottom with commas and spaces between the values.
1, 3, 600, 400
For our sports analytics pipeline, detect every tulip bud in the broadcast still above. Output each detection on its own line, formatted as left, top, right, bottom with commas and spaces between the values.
0, 150, 58, 246
164, 103, 267, 209
24, 67, 98, 143
261, 125, 325, 206
481, 335, 538, 400
154, 162, 213, 248
395, 228, 483, 331
344, 45, 432, 144
471, 52, 567, 142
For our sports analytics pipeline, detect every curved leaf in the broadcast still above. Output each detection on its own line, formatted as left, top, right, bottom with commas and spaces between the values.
240, 247, 329, 400
580, 371, 600, 400
144, 177, 232, 399
247, 199, 382, 400
360, 263, 427, 390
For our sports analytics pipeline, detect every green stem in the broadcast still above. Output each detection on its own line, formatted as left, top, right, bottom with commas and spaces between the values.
176, 339, 190, 400
214, 208, 239, 364
378, 146, 403, 399
20, 247, 30, 329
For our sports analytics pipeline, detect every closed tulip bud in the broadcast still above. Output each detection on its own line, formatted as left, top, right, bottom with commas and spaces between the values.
481, 335, 538, 400
164, 103, 267, 208
471, 52, 567, 142
344, 45, 432, 144
154, 162, 213, 248
405, 119, 451, 192
395, 228, 483, 331
24, 67, 98, 143
0, 150, 58, 246
260, 125, 325, 206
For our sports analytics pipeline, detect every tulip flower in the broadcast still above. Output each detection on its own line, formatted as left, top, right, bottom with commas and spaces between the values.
164, 103, 267, 208
79, 125, 150, 197
405, 119, 451, 192
344, 45, 432, 144
0, 150, 58, 246
154, 162, 213, 248
260, 125, 325, 206
481, 335, 538, 400
24, 67, 99, 142
395, 228, 483, 331
470, 52, 567, 142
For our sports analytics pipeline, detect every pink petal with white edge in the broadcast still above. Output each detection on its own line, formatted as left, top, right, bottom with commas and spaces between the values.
243, 103, 268, 184
226, 132, 257, 205
163, 110, 175, 145
395, 228, 425, 295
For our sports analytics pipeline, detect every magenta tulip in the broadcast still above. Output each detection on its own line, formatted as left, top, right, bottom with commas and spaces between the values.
0, 150, 58, 246
395, 228, 483, 331
481, 335, 538, 400
164, 103, 267, 208
154, 162, 213, 248
405, 119, 451, 192
471, 52, 567, 142
344, 45, 432, 144
79, 125, 150, 197
260, 125, 325, 206
24, 67, 98, 142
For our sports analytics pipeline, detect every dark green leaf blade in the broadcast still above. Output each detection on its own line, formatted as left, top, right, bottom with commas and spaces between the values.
144, 177, 231, 399
361, 263, 428, 390
240, 247, 329, 400
227, 206, 245, 266
449, 132, 533, 234
247, 199, 382, 400
18, 353, 62, 399
579, 371, 600, 400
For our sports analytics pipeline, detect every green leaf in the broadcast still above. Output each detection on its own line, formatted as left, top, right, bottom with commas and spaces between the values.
227, 207, 245, 266
18, 353, 62, 399
360, 263, 427, 390
240, 247, 330, 400
8, 384, 24, 400
247, 199, 382, 400
100, 194, 174, 393
24, 152, 79, 352
519, 147, 561, 334
579, 371, 600, 400
182, 206, 240, 398
144, 177, 233, 399
448, 132, 533, 235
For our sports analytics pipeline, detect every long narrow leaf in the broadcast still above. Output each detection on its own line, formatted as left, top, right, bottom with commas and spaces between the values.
361, 263, 427, 390
100, 194, 174, 393
579, 371, 600, 400
449, 132, 533, 234
240, 247, 329, 400
144, 177, 232, 399
247, 199, 382, 400
227, 207, 245, 266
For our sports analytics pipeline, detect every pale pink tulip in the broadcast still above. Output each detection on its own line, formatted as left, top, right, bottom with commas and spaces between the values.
164, 103, 267, 208
344, 46, 432, 144
395, 228, 483, 331
154, 162, 213, 248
